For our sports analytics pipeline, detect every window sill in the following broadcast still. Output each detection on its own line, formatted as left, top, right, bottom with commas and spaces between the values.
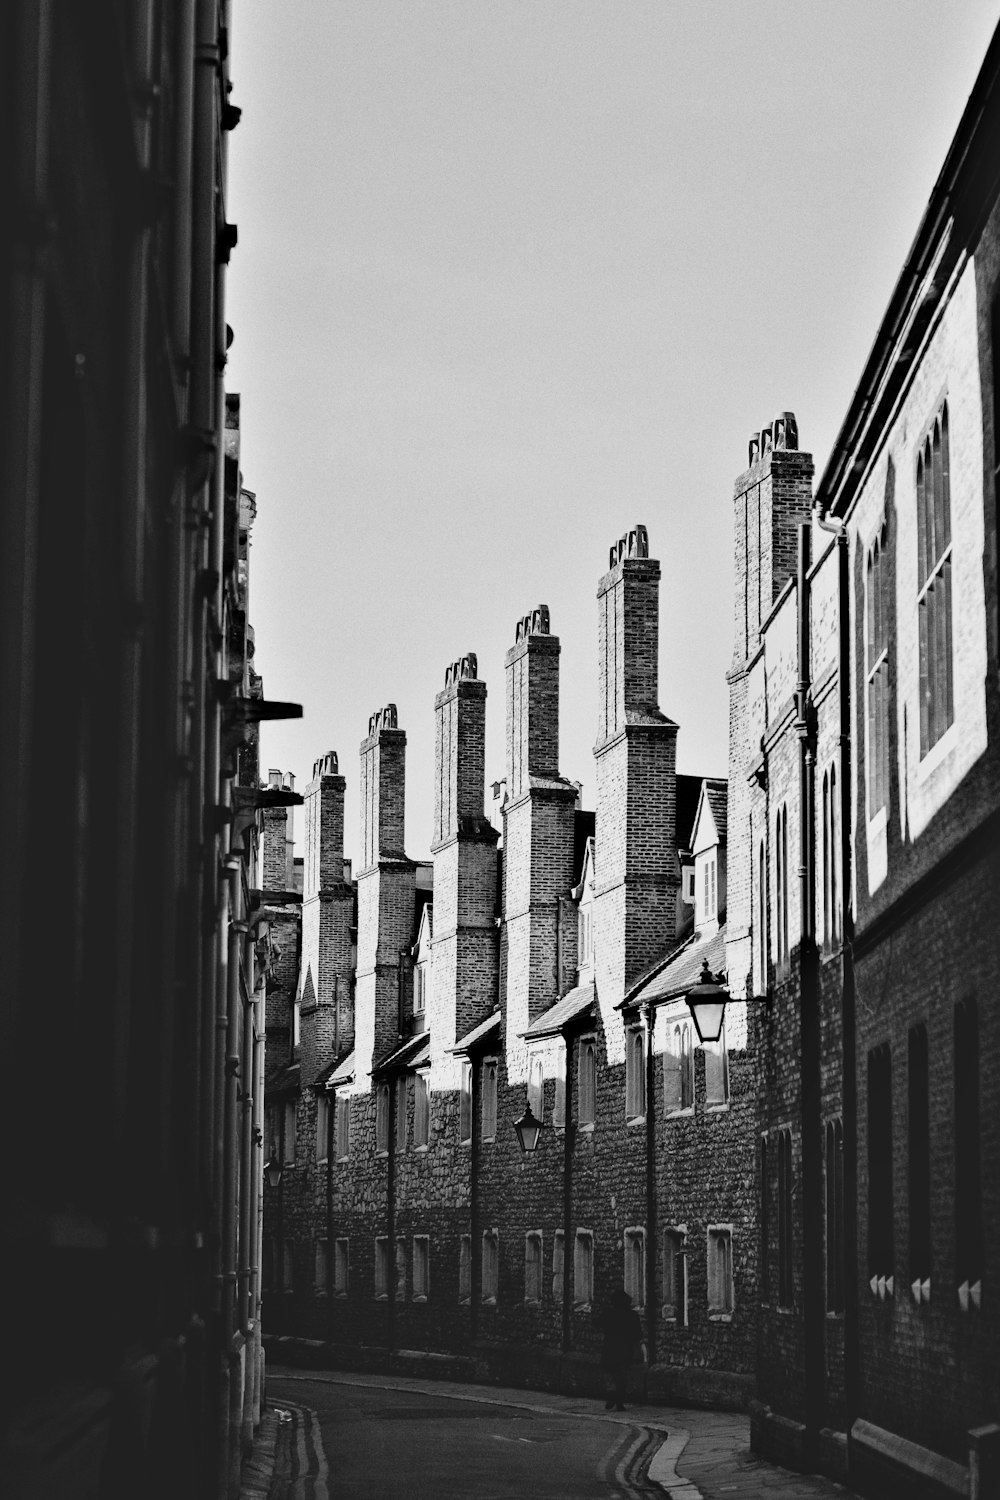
481, 1296, 497, 1307
573, 1301, 592, 1314
916, 720, 958, 782
414, 1143, 429, 1154
411, 1294, 428, 1304
577, 1121, 595, 1133
825, 1309, 844, 1320
314, 1289, 328, 1298
336, 1155, 350, 1165
708, 1310, 733, 1322
705, 1102, 730, 1114
374, 1293, 388, 1302
665, 1107, 694, 1120
524, 1298, 541, 1308
316, 1156, 329, 1166
334, 1291, 348, 1300
627, 1114, 645, 1128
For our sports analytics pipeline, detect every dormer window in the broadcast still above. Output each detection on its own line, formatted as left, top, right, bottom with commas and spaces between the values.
696, 850, 718, 926
578, 904, 593, 969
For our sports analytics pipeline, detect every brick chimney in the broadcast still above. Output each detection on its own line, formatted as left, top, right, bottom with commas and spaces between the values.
261, 768, 289, 891
298, 751, 354, 1085
430, 654, 499, 1084
502, 608, 577, 1077
727, 415, 813, 996
354, 705, 416, 1081
594, 526, 679, 1050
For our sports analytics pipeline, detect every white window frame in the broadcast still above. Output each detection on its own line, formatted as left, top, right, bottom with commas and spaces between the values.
552, 1041, 566, 1128
335, 1093, 351, 1160
395, 1074, 407, 1151
413, 961, 427, 1016
314, 1238, 328, 1294
376, 1082, 389, 1154
315, 1095, 330, 1163
707, 1225, 734, 1319
625, 1024, 646, 1121
552, 1230, 565, 1305
459, 1059, 472, 1143
704, 1021, 730, 1109
283, 1099, 297, 1165
481, 1057, 498, 1142
374, 1236, 389, 1300
334, 1237, 349, 1298
482, 1229, 499, 1304
663, 1226, 688, 1325
664, 1017, 694, 1116
413, 1069, 430, 1149
573, 1229, 594, 1310
395, 1237, 406, 1302
624, 1227, 646, 1310
458, 1234, 472, 1304
524, 1231, 543, 1306
578, 1037, 596, 1128
527, 1050, 544, 1121
412, 1235, 430, 1301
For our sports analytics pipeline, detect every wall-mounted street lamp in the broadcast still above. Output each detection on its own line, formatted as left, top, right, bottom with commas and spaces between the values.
685, 960, 770, 1044
264, 1154, 284, 1189
513, 1101, 544, 1154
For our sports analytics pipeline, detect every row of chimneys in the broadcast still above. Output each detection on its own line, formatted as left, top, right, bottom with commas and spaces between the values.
266, 409, 814, 1084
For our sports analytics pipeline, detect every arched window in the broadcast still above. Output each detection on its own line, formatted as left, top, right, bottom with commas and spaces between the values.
866, 523, 890, 815
916, 403, 954, 755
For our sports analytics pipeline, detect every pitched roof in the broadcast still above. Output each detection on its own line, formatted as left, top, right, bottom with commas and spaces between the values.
315, 1050, 355, 1090
573, 809, 596, 883
675, 774, 703, 852
625, 924, 728, 1007
702, 779, 728, 843
373, 1033, 430, 1075
450, 1011, 501, 1055
522, 981, 596, 1039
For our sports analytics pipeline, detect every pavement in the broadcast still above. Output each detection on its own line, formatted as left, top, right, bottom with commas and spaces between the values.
240, 1367, 850, 1499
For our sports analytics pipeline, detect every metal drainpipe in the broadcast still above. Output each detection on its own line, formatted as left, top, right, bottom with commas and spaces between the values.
221, 859, 241, 1349
816, 508, 858, 1449
644, 1000, 657, 1363
250, 972, 266, 1427
795, 522, 824, 1459
386, 1073, 397, 1360
239, 929, 255, 1335
470, 1058, 481, 1344
561, 1029, 575, 1354
326, 1084, 335, 1335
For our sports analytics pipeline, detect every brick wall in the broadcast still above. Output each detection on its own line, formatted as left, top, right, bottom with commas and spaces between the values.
594, 527, 679, 1052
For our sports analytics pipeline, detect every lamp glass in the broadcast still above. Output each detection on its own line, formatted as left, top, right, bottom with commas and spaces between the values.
264, 1156, 283, 1189
686, 996, 727, 1045
513, 1103, 543, 1154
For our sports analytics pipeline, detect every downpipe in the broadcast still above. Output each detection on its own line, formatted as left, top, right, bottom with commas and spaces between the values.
816, 506, 858, 1452
795, 522, 824, 1457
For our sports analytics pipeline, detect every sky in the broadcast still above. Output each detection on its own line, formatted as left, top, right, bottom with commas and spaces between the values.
226, 0, 999, 866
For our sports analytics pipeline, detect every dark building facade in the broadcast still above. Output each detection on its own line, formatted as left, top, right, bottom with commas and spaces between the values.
1, 5, 295, 1497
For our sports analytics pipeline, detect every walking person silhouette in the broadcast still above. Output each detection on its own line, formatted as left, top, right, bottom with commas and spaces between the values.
599, 1287, 646, 1411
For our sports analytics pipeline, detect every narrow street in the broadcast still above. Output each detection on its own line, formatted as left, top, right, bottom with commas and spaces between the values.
261, 1369, 850, 1500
